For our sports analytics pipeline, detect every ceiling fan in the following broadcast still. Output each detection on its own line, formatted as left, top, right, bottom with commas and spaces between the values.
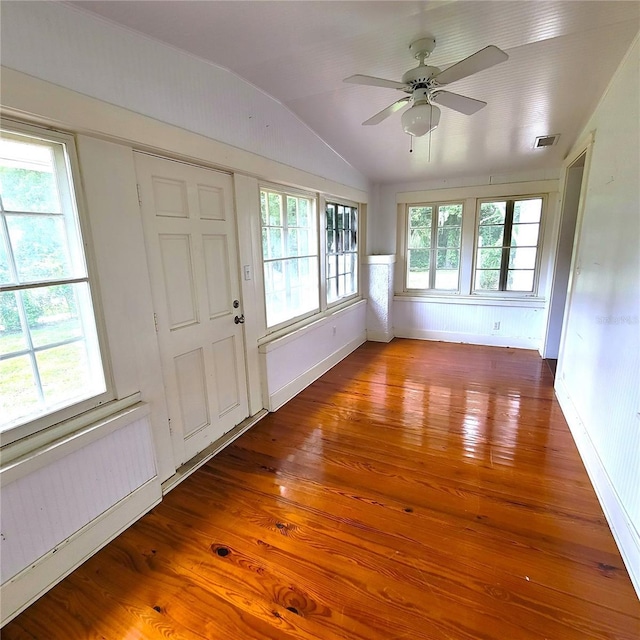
344, 37, 509, 137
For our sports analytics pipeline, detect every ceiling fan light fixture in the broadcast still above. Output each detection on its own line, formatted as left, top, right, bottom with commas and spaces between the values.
401, 103, 441, 137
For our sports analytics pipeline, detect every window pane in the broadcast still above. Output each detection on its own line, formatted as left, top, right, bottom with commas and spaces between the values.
0, 291, 26, 353
477, 247, 502, 269
511, 223, 540, 247
0, 139, 61, 213
478, 225, 504, 247
407, 249, 430, 289
327, 276, 338, 304
326, 204, 334, 230
513, 198, 542, 223
409, 206, 432, 227
435, 270, 459, 290
7, 214, 76, 283
267, 192, 282, 226
287, 228, 299, 256
479, 201, 506, 225
260, 191, 267, 225
0, 233, 11, 285
475, 270, 500, 290
409, 228, 430, 249
286, 197, 296, 226
22, 284, 84, 348
37, 342, 102, 407
298, 229, 310, 255
269, 228, 283, 259
437, 227, 461, 248
438, 204, 462, 227
507, 270, 535, 291
0, 354, 39, 426
509, 247, 537, 270
326, 230, 335, 253
265, 256, 318, 327
437, 248, 459, 270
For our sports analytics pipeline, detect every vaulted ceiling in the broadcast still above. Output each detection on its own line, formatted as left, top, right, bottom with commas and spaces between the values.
70, 1, 639, 184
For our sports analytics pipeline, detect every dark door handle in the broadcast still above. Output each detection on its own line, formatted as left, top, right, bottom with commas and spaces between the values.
234, 314, 245, 324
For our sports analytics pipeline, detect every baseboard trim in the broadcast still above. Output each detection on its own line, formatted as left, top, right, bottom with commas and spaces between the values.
394, 328, 539, 349
555, 377, 640, 599
269, 334, 366, 411
0, 478, 161, 627
161, 410, 268, 495
366, 330, 394, 343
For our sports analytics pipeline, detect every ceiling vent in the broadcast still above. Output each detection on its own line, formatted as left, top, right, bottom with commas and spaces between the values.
534, 134, 559, 148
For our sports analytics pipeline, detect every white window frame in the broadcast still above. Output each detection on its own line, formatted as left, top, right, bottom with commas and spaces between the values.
0, 120, 113, 446
396, 182, 556, 302
403, 200, 464, 294
472, 195, 547, 297
323, 197, 360, 309
259, 183, 320, 333
258, 185, 362, 340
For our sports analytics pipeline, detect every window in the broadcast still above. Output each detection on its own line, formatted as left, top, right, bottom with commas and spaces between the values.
406, 202, 463, 291
0, 126, 108, 436
261, 188, 318, 328
325, 202, 358, 304
474, 198, 543, 292
259, 187, 361, 332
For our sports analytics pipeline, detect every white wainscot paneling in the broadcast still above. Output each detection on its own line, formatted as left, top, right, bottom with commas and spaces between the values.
0, 405, 161, 626
394, 298, 545, 349
260, 301, 367, 411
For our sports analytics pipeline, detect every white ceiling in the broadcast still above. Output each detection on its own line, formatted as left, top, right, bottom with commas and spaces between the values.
69, 1, 639, 185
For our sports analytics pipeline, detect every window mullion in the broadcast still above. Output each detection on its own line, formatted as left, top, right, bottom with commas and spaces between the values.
500, 200, 515, 290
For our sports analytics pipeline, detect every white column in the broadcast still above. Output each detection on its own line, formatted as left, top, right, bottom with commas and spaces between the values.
363, 255, 396, 342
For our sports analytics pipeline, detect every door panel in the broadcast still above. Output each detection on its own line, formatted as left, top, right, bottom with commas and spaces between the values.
135, 152, 249, 465
203, 234, 231, 318
159, 234, 199, 329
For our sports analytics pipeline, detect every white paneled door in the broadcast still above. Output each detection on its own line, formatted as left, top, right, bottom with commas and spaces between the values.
135, 153, 249, 465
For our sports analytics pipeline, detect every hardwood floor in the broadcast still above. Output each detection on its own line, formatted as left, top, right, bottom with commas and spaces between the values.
4, 340, 639, 639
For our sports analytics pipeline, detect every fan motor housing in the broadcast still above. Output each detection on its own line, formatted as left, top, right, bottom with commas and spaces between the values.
401, 65, 441, 87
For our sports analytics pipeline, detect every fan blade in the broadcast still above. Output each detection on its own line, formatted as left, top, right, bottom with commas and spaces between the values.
433, 45, 508, 85
363, 97, 411, 125
431, 90, 486, 115
344, 74, 408, 90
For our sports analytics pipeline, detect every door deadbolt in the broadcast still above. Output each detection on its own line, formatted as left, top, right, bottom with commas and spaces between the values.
233, 299, 240, 308
234, 314, 245, 324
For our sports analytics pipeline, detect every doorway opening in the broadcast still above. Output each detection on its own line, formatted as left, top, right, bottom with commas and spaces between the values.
543, 151, 587, 372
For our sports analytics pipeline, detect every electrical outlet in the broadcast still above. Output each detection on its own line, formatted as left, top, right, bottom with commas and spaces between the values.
493, 321, 501, 330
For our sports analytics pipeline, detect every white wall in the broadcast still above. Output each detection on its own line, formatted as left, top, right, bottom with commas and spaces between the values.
0, 1, 367, 193
260, 301, 367, 411
555, 35, 640, 595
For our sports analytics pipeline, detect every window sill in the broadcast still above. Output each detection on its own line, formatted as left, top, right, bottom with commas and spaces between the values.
394, 293, 545, 308
1, 393, 142, 467
259, 299, 366, 353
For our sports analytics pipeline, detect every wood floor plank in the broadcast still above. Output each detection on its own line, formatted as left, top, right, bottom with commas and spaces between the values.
4, 340, 639, 639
